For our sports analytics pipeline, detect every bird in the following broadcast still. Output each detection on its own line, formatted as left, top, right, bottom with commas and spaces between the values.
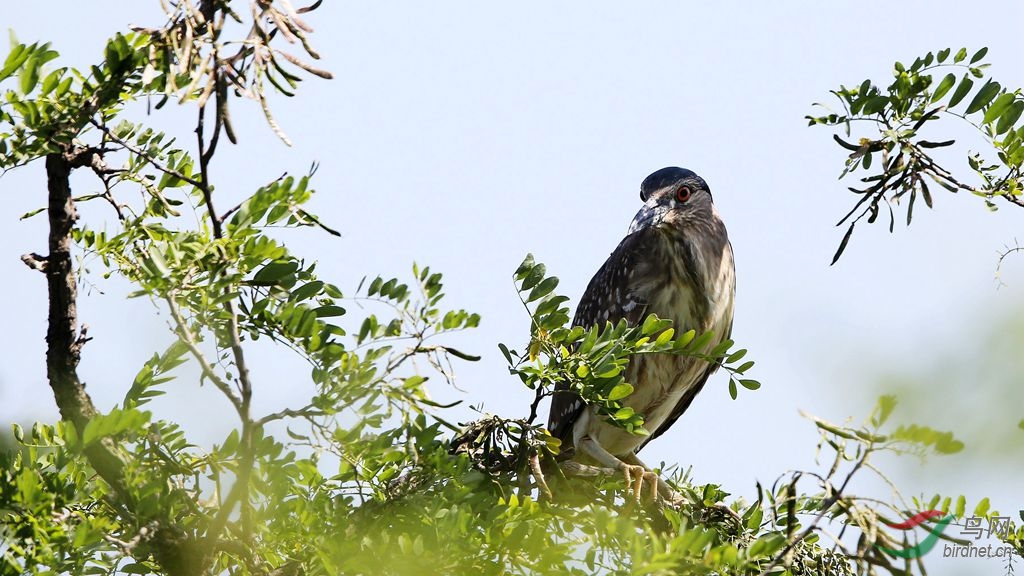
546, 166, 735, 502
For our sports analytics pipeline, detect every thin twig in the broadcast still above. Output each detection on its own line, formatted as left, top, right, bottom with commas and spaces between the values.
89, 119, 205, 190
254, 406, 327, 427
164, 295, 244, 415
995, 240, 1024, 287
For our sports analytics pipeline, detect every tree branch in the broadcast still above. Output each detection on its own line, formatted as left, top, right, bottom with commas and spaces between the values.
195, 53, 257, 544
164, 294, 245, 415
39, 145, 208, 575
42, 146, 131, 487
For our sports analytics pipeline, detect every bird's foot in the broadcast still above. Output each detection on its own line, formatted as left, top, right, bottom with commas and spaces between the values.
558, 461, 665, 506
565, 438, 683, 507
619, 463, 682, 508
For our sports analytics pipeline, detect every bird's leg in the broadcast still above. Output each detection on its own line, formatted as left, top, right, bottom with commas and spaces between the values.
574, 437, 659, 505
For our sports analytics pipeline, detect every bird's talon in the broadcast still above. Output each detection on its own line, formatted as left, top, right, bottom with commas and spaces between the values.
616, 463, 665, 505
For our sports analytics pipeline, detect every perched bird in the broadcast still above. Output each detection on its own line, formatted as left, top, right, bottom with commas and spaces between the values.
547, 167, 735, 501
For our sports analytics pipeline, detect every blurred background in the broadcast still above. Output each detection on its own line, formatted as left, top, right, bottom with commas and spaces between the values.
2, 3, 1022, 574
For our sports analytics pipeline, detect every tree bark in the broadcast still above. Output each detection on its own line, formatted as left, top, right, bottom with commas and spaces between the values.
44, 150, 97, 427
43, 148, 130, 483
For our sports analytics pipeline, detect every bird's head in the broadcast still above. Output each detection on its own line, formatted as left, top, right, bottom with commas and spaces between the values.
627, 167, 714, 235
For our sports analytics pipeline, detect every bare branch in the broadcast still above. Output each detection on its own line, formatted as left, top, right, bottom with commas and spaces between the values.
21, 252, 48, 272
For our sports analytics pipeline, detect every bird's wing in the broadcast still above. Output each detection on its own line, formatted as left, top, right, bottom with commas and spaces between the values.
547, 230, 656, 447
634, 319, 733, 450
637, 315, 733, 451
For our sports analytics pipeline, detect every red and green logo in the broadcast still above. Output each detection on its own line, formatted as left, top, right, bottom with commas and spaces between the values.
876, 510, 956, 558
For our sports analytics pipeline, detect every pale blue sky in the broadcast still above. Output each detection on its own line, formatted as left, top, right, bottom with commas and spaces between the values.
3, 3, 1023, 574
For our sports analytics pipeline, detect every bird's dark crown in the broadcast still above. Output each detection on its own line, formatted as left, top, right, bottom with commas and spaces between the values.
640, 167, 711, 202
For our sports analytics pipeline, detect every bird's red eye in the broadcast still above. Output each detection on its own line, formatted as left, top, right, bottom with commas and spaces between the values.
676, 186, 692, 202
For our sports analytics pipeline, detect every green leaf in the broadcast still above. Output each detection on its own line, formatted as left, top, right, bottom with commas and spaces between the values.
982, 92, 1015, 124
965, 80, 1000, 114
146, 246, 170, 276
861, 95, 889, 115
735, 360, 754, 374
996, 100, 1024, 135
40, 68, 61, 95
291, 280, 324, 302
955, 494, 966, 518
739, 379, 761, 391
937, 48, 950, 63
641, 314, 671, 335
969, 47, 988, 64
520, 263, 546, 291
498, 343, 514, 365
745, 504, 764, 531
748, 532, 786, 558
709, 338, 734, 357
672, 329, 696, 350
19, 54, 39, 94
607, 383, 633, 401
873, 395, 898, 427
654, 328, 675, 346
312, 305, 345, 318
252, 260, 299, 285
514, 253, 535, 278
973, 497, 990, 517
527, 276, 559, 303
953, 47, 967, 63
686, 329, 715, 353
0, 44, 30, 83
728, 379, 738, 400
726, 348, 747, 363
930, 73, 956, 103
19, 206, 46, 220
947, 75, 974, 108
613, 406, 635, 420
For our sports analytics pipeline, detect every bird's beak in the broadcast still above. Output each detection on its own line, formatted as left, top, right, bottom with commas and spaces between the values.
627, 198, 670, 234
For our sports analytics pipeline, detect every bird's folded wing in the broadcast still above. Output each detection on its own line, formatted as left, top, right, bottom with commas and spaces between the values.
546, 230, 657, 447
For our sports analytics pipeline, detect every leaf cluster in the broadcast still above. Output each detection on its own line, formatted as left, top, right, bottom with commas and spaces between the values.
808, 47, 1024, 262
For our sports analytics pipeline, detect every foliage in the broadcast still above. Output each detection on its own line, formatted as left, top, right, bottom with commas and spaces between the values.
807, 47, 1024, 263
0, 5, 1019, 575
